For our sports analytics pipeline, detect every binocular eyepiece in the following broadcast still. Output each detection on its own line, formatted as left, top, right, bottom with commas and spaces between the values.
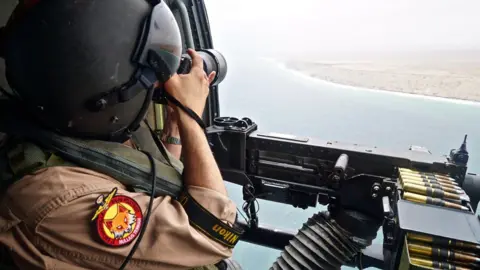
177, 49, 227, 87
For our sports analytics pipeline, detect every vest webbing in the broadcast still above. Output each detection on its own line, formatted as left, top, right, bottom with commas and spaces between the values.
6, 139, 74, 179
0, 121, 184, 198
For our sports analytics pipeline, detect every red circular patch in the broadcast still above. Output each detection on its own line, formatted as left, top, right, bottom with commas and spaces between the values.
96, 195, 143, 247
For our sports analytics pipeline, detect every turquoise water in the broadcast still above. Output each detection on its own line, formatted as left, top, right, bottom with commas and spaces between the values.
218, 55, 480, 270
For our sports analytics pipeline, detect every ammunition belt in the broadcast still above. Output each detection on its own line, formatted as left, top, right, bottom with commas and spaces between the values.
398, 168, 471, 212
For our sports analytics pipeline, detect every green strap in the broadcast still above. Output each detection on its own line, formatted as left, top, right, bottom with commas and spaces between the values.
6, 141, 74, 180
7, 142, 47, 176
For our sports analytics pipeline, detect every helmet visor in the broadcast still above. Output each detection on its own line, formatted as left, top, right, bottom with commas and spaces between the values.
135, 1, 182, 83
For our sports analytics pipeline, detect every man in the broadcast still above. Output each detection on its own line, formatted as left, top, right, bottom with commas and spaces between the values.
0, 0, 239, 269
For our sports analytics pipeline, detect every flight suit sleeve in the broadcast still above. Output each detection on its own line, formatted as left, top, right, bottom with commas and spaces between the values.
12, 167, 237, 270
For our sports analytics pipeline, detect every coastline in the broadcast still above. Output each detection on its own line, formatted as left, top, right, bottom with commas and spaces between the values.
300, 71, 480, 106
268, 57, 480, 105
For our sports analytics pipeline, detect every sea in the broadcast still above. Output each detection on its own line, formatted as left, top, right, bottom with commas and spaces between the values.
217, 55, 480, 270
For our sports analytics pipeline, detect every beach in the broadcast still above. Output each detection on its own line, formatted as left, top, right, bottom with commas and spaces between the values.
283, 52, 480, 102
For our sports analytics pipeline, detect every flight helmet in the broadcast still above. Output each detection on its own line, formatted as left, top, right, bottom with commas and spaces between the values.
0, 0, 182, 142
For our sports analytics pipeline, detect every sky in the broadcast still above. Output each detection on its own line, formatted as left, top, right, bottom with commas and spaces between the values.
1, 0, 480, 65
204, 0, 480, 58
2, 0, 480, 54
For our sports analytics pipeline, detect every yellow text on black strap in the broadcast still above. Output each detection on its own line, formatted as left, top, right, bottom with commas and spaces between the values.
178, 192, 243, 248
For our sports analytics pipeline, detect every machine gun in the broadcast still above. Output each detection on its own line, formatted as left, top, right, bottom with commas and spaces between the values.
207, 116, 480, 270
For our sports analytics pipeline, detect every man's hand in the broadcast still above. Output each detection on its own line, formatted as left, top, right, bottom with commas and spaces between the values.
164, 48, 216, 120
163, 48, 227, 196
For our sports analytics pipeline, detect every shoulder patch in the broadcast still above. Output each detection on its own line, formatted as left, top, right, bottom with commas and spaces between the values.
91, 188, 143, 247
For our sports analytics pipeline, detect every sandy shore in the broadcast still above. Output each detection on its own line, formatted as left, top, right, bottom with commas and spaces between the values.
285, 60, 480, 102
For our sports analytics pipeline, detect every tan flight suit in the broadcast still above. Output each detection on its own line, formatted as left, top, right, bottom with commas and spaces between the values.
0, 164, 237, 269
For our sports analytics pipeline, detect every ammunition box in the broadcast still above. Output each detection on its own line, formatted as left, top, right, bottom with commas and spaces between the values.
395, 168, 480, 270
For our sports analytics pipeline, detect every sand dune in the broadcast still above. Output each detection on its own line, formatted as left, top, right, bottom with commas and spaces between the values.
285, 58, 480, 102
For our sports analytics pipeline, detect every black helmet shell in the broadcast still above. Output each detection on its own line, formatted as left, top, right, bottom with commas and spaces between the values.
4, 0, 180, 141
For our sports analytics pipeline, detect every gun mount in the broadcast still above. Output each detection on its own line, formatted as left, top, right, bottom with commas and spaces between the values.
208, 116, 480, 270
